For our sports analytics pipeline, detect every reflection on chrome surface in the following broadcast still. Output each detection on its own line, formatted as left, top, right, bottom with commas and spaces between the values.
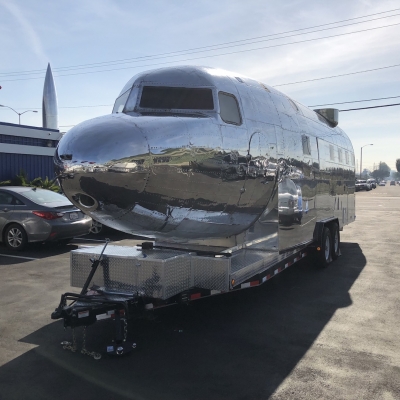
55, 66, 355, 252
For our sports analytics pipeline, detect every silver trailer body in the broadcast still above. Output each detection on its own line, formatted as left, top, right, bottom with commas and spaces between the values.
56, 66, 355, 255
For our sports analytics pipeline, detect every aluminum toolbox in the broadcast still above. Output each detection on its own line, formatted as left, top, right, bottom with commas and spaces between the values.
71, 245, 284, 299
71, 245, 191, 300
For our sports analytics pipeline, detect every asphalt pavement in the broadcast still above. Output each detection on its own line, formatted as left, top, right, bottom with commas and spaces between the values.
0, 185, 399, 400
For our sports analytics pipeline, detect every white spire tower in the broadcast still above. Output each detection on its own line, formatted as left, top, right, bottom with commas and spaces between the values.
42, 63, 58, 130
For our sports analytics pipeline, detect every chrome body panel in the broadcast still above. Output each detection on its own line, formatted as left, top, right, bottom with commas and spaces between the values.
42, 63, 58, 130
56, 66, 355, 252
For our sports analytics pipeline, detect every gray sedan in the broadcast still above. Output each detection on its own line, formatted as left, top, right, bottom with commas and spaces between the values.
0, 186, 92, 251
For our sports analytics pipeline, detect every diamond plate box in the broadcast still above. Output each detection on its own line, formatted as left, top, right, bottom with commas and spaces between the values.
191, 256, 230, 291
71, 245, 191, 300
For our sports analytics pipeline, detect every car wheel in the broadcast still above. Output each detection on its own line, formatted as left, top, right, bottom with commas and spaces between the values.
90, 220, 103, 234
4, 223, 28, 251
330, 223, 340, 260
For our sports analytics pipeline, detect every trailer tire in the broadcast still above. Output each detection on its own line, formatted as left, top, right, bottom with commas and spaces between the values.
331, 223, 340, 260
317, 227, 332, 268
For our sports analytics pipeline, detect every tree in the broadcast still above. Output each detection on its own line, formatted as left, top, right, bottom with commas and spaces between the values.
371, 162, 391, 180
0, 171, 60, 192
396, 158, 400, 173
393, 171, 400, 180
31, 176, 60, 192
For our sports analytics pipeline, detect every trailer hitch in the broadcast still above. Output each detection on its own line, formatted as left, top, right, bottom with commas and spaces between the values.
51, 239, 138, 358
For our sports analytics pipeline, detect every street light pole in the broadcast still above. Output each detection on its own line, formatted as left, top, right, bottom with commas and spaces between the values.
360, 143, 374, 179
0, 105, 38, 124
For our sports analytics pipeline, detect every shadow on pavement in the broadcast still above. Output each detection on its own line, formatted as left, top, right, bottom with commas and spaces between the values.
0, 242, 365, 400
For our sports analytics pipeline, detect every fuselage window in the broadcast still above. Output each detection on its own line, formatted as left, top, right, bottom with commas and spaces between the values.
302, 135, 311, 155
112, 89, 131, 113
218, 92, 242, 125
338, 148, 343, 163
139, 86, 214, 110
345, 151, 349, 164
329, 145, 335, 161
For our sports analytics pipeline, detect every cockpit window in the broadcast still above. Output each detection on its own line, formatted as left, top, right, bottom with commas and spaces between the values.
218, 92, 242, 125
139, 86, 214, 110
112, 89, 131, 113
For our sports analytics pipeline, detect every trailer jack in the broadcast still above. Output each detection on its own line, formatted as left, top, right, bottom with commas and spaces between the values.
51, 240, 139, 359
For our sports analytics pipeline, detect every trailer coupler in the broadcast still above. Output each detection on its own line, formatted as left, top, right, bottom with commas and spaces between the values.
52, 288, 140, 359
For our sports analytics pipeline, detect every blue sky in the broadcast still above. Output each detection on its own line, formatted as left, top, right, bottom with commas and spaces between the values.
0, 0, 399, 171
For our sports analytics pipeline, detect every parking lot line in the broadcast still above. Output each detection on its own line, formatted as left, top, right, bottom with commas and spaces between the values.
0, 254, 38, 261
75, 238, 106, 242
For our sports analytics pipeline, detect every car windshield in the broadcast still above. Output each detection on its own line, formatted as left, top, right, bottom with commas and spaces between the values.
19, 189, 72, 205
139, 86, 214, 110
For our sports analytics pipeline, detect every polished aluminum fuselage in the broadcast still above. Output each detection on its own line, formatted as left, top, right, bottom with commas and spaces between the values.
55, 66, 355, 252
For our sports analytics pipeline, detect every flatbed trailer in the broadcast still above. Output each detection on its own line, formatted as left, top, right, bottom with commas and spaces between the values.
52, 219, 340, 359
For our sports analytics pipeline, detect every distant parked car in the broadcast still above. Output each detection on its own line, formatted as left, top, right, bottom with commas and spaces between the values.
0, 187, 92, 251
379, 181, 386, 186
355, 180, 371, 191
367, 179, 376, 189
390, 180, 396, 186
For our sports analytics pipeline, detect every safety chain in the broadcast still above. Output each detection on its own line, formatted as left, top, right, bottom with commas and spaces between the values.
61, 328, 77, 352
81, 326, 102, 360
123, 318, 127, 342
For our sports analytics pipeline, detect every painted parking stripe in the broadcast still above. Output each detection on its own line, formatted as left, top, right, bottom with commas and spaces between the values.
73, 238, 106, 242
0, 254, 38, 260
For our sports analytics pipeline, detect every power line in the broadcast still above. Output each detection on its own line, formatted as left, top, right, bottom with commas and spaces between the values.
3, 91, 400, 112
2, 11, 400, 78
1, 22, 400, 82
0, 104, 112, 111
56, 102, 400, 128
1, 8, 400, 77
339, 103, 400, 111
275, 63, 400, 87
309, 95, 400, 107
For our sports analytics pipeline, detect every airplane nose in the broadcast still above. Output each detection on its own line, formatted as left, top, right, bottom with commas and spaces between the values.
56, 114, 150, 213
57, 113, 149, 166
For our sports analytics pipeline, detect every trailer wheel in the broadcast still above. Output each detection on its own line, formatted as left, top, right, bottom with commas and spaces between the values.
316, 227, 332, 268
331, 223, 340, 260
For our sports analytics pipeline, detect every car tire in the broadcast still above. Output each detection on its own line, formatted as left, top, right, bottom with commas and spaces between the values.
4, 223, 28, 251
90, 220, 103, 234
330, 223, 340, 260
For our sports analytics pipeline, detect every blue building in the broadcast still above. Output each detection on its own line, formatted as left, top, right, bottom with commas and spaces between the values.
0, 121, 62, 182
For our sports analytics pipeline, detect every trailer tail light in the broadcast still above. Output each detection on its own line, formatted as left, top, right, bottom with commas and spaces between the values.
32, 211, 63, 220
